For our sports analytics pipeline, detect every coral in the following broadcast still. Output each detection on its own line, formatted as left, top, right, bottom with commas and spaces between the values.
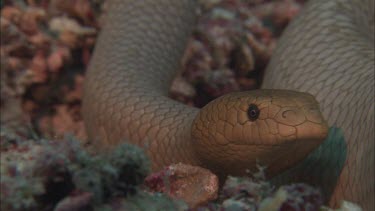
220, 176, 272, 210
218, 180, 324, 211
260, 183, 323, 211
177, 0, 305, 107
0, 176, 45, 211
321, 201, 363, 211
0, 125, 34, 150
97, 191, 188, 211
0, 133, 152, 210
0, 0, 97, 140
258, 188, 289, 211
70, 143, 151, 203
218, 168, 273, 210
0, 127, 358, 211
0, 139, 73, 210
191, 166, 324, 211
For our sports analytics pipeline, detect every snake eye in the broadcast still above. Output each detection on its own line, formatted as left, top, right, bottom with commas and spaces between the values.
247, 104, 260, 121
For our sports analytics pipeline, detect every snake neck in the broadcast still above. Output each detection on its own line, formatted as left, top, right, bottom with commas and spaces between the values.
82, 0, 203, 170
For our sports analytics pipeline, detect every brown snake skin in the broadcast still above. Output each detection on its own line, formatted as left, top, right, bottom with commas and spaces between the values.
262, 0, 374, 210
82, 0, 374, 210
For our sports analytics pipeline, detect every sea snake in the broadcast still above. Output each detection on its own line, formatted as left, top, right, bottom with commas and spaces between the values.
82, 0, 374, 209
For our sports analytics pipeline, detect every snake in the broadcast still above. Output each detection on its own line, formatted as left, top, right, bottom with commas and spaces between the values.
82, 0, 374, 210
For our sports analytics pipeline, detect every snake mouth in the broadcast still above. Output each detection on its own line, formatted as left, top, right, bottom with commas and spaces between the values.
228, 121, 328, 147
202, 140, 320, 177
206, 143, 305, 177
211, 121, 329, 176
295, 121, 329, 144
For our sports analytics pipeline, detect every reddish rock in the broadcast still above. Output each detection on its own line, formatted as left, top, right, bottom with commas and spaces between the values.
53, 191, 92, 211
144, 163, 219, 208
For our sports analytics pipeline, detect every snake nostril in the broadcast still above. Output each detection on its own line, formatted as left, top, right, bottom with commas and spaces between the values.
304, 107, 324, 124
276, 108, 306, 125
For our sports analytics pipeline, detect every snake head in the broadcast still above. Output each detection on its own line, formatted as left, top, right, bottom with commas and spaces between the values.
191, 89, 328, 177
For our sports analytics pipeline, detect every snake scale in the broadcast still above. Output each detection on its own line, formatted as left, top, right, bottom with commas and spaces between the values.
82, 0, 374, 210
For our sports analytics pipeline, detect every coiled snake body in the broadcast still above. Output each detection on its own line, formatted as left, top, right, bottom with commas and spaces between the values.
82, 0, 374, 210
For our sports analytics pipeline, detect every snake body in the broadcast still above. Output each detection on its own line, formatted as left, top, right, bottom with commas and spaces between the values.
262, 0, 374, 209
82, 0, 374, 210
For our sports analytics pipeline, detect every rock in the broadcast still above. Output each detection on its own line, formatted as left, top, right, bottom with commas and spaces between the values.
54, 192, 92, 211
144, 163, 219, 208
